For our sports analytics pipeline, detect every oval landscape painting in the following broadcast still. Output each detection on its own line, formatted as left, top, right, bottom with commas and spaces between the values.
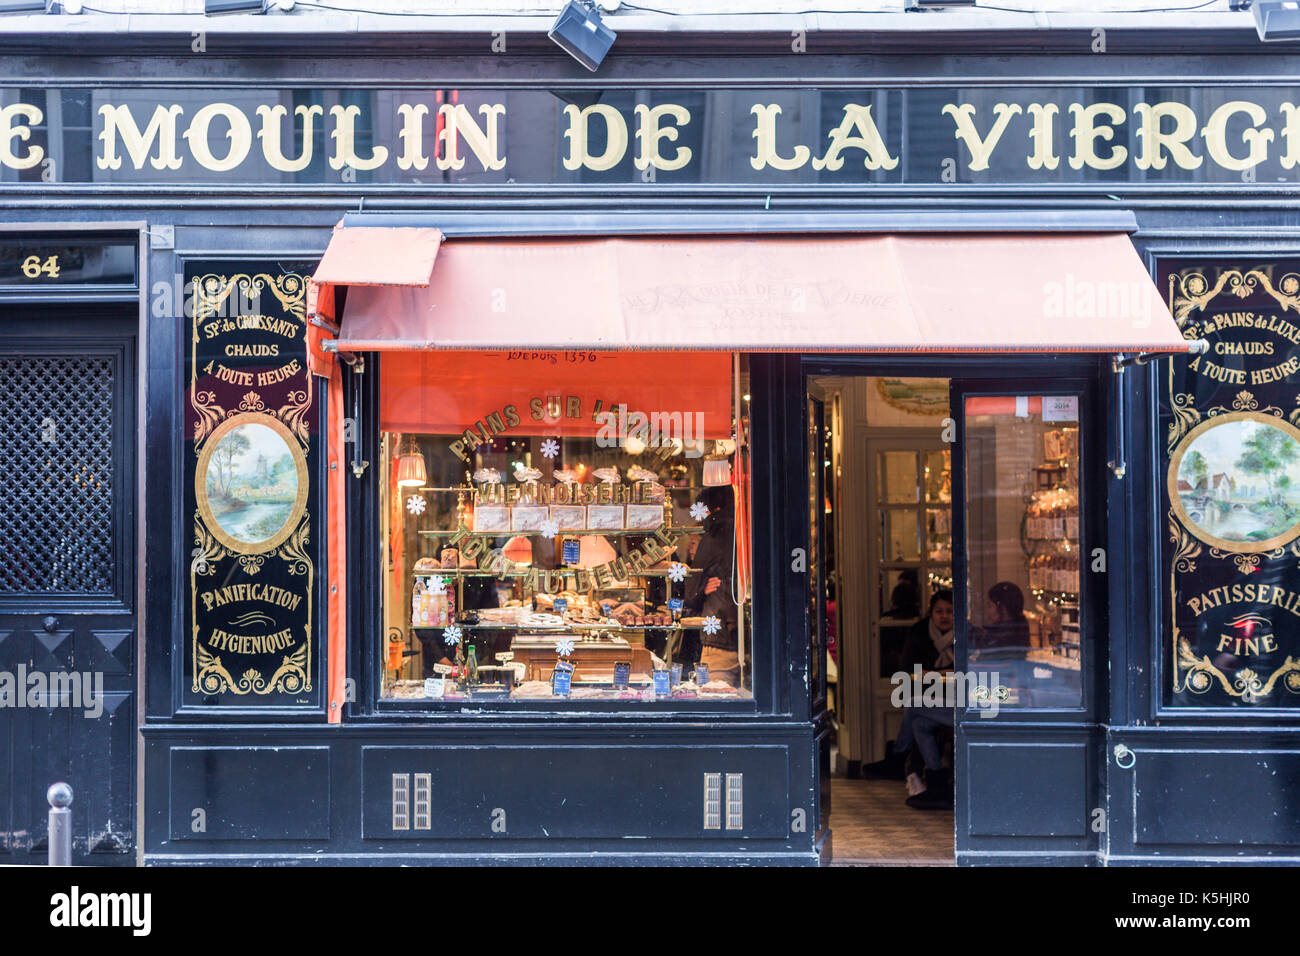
1173, 415, 1300, 550
204, 421, 300, 548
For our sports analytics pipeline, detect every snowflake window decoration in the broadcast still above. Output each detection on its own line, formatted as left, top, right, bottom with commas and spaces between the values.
442, 624, 462, 646
689, 501, 710, 522
668, 562, 688, 583
426, 576, 447, 595
555, 637, 576, 657
702, 615, 722, 636
540, 438, 560, 459
406, 494, 427, 515
540, 518, 560, 540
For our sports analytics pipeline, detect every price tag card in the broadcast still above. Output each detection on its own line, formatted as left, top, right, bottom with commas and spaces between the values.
600, 601, 613, 617
670, 663, 682, 686
424, 677, 445, 699
613, 661, 631, 689
553, 598, 568, 615
653, 670, 671, 696
552, 659, 574, 697
433, 663, 454, 675
695, 663, 710, 686
561, 537, 582, 565
668, 598, 684, 615
495, 651, 515, 663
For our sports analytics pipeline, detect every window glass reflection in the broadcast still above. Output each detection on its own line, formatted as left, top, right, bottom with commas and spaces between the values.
965, 396, 1083, 708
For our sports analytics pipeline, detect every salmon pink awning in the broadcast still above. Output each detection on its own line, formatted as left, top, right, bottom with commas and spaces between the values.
306, 224, 442, 377
323, 232, 1192, 355
313, 225, 443, 288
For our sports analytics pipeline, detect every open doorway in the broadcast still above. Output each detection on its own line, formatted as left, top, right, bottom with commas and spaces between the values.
812, 374, 957, 866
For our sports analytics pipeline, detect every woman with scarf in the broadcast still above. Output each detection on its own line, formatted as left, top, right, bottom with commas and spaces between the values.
863, 590, 955, 804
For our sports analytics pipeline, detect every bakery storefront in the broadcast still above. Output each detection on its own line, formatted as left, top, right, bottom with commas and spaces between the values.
7, 17, 1300, 866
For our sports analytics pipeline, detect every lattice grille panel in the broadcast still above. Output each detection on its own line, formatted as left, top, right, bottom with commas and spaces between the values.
0, 356, 114, 593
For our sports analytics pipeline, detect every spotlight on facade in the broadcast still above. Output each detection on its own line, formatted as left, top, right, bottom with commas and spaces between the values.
548, 0, 617, 73
204, 0, 266, 13
1252, 1, 1300, 40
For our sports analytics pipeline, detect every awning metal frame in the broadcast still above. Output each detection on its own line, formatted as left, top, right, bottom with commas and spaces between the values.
340, 208, 1141, 238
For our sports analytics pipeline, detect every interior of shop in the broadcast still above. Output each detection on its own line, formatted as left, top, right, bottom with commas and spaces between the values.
377, 350, 753, 703
814, 375, 1083, 865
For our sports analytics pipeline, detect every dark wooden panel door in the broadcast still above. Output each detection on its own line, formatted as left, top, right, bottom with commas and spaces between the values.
0, 306, 136, 865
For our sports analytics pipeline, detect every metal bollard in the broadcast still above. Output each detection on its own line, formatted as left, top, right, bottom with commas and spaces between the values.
47, 782, 72, 866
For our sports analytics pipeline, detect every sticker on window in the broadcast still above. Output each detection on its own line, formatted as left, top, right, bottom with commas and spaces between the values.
1042, 396, 1079, 422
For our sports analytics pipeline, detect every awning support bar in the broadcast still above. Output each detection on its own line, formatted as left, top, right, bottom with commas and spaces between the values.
349, 356, 369, 479
1109, 339, 1207, 477
1109, 359, 1128, 481
319, 337, 362, 367
1112, 339, 1209, 369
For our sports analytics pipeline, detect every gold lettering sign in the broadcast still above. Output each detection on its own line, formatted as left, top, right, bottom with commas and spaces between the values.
5, 90, 1294, 180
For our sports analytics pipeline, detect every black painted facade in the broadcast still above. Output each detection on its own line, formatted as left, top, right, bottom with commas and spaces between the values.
1, 16, 1299, 865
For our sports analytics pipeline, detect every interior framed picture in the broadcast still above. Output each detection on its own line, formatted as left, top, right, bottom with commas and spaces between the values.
473, 505, 510, 533
587, 505, 625, 530
625, 504, 663, 531
511, 505, 550, 532
550, 504, 586, 530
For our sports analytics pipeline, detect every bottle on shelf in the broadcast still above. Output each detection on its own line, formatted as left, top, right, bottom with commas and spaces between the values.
467, 644, 479, 685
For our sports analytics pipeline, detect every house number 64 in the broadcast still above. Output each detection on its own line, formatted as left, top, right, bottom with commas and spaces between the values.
21, 255, 60, 279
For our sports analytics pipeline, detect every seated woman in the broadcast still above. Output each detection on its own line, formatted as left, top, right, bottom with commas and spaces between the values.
905, 581, 1032, 809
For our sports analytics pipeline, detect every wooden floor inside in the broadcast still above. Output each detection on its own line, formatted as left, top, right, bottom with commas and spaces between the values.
829, 778, 955, 866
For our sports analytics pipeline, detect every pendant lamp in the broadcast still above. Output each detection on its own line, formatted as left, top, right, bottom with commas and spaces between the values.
702, 439, 735, 487
395, 435, 427, 488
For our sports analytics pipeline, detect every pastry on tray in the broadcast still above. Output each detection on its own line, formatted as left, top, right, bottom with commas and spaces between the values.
701, 680, 738, 694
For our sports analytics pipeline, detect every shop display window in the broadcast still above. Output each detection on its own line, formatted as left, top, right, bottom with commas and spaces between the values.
964, 395, 1084, 708
377, 350, 752, 704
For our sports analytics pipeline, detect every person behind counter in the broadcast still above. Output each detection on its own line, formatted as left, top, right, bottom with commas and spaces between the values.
681, 485, 739, 685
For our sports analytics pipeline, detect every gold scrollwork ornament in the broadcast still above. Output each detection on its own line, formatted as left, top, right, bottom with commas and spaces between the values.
1176, 636, 1234, 696
196, 643, 309, 696
1175, 636, 1300, 700
238, 390, 266, 412
1167, 393, 1200, 454
1169, 509, 1203, 574
276, 387, 313, 447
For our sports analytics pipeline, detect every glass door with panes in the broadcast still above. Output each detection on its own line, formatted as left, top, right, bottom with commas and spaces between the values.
867, 439, 952, 757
